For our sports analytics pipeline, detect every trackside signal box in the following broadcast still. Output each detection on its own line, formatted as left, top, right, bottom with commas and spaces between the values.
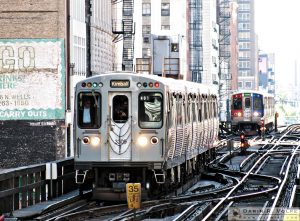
126, 183, 141, 209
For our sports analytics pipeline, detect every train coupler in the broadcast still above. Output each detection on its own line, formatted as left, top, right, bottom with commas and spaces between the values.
153, 169, 165, 184
76, 170, 88, 184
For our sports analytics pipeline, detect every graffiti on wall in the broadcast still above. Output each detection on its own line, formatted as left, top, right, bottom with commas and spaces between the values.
0, 39, 65, 120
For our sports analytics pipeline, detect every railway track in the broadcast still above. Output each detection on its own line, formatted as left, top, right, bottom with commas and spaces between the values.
26, 124, 300, 221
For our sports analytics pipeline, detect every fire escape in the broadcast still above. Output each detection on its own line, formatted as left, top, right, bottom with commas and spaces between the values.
112, 0, 135, 71
217, 0, 231, 124
189, 0, 203, 83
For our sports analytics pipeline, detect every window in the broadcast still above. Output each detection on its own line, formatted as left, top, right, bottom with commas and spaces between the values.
142, 3, 151, 16
245, 81, 252, 88
238, 23, 250, 30
233, 97, 242, 110
112, 95, 129, 123
238, 81, 243, 88
139, 92, 163, 128
239, 61, 250, 68
239, 42, 250, 50
143, 36, 150, 43
142, 25, 151, 43
238, 32, 250, 40
253, 97, 263, 109
238, 13, 250, 21
161, 3, 170, 16
171, 43, 179, 52
239, 51, 250, 58
78, 92, 101, 128
161, 25, 170, 30
142, 25, 151, 35
142, 48, 151, 58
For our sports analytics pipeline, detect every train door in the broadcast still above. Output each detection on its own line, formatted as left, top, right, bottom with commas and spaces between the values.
244, 95, 252, 121
108, 92, 131, 160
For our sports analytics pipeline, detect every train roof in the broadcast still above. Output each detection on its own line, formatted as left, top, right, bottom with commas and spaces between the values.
81, 72, 218, 96
231, 90, 274, 98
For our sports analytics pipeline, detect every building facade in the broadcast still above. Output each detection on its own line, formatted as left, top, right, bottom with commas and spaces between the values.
202, 0, 219, 86
258, 53, 275, 95
218, 0, 238, 122
113, 0, 221, 84
0, 0, 67, 168
91, 0, 115, 74
237, 0, 258, 90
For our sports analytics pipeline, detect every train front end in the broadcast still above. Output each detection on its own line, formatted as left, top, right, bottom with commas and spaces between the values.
73, 73, 166, 200
231, 92, 264, 134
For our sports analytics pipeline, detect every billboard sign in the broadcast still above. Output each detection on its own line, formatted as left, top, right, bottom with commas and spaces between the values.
0, 39, 65, 120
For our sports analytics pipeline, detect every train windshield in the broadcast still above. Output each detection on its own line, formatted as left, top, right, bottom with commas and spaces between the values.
253, 97, 263, 110
139, 92, 163, 129
232, 97, 242, 110
77, 92, 101, 129
245, 97, 251, 108
112, 95, 129, 123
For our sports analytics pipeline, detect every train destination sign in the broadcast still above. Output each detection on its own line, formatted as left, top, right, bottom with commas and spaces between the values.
110, 80, 130, 88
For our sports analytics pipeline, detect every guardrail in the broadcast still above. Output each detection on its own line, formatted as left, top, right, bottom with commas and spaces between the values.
0, 158, 76, 214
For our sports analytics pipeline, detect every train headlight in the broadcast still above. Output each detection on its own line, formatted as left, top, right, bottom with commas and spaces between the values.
237, 112, 242, 117
253, 112, 259, 117
90, 136, 101, 146
137, 136, 148, 146
82, 136, 90, 144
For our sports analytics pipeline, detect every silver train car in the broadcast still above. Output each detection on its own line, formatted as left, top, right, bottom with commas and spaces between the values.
74, 72, 219, 200
231, 90, 275, 134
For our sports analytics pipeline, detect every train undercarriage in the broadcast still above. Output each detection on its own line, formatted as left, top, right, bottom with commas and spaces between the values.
76, 148, 216, 201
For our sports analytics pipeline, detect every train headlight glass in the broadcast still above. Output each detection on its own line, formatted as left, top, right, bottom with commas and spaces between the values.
150, 136, 159, 145
253, 112, 259, 117
82, 136, 90, 144
81, 82, 86, 87
99, 82, 103, 87
237, 112, 242, 117
137, 82, 142, 87
137, 136, 148, 146
87, 82, 92, 88
90, 136, 101, 146
92, 82, 97, 87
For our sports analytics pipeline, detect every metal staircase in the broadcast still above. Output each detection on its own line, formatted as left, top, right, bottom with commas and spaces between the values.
112, 0, 135, 71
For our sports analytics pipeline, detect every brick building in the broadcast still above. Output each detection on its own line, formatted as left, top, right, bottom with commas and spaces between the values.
0, 0, 67, 168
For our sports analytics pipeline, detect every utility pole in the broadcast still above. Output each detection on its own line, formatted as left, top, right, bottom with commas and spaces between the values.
85, 0, 92, 77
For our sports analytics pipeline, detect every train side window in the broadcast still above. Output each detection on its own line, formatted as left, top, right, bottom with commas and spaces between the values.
192, 102, 196, 123
233, 97, 242, 110
78, 92, 101, 129
245, 97, 251, 108
198, 98, 202, 122
139, 92, 163, 129
176, 94, 183, 126
113, 95, 129, 123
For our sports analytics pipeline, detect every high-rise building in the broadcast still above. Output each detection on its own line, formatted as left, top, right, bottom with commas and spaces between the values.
258, 53, 275, 95
237, 0, 258, 90
91, 0, 115, 75
218, 0, 238, 122
202, 0, 219, 86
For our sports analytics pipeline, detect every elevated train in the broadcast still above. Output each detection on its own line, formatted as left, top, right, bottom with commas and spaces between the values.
73, 72, 219, 200
231, 90, 275, 134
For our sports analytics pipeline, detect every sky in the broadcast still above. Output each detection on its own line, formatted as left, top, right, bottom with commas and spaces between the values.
255, 0, 300, 87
